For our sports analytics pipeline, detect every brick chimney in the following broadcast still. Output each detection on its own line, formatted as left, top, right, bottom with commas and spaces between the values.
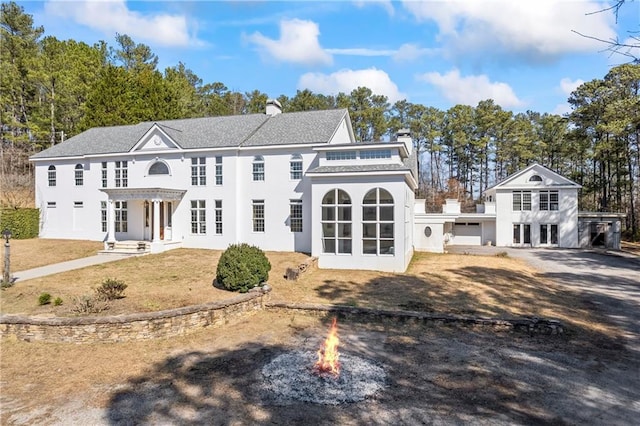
266, 99, 282, 116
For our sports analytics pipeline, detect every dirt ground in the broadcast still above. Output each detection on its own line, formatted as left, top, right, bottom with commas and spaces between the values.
1, 244, 639, 425
1, 311, 638, 425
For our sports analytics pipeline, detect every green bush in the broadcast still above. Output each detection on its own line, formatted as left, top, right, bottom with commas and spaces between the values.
53, 297, 63, 306
38, 292, 52, 305
0, 208, 39, 239
96, 278, 127, 300
216, 243, 271, 292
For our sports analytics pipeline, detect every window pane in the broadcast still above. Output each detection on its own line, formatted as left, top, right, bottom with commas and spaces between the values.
322, 207, 334, 221
380, 240, 394, 254
338, 223, 351, 238
523, 224, 531, 244
513, 193, 521, 210
363, 189, 377, 204
513, 224, 521, 243
363, 223, 377, 238
323, 238, 335, 254
363, 206, 377, 221
380, 223, 394, 238
322, 190, 335, 205
379, 189, 393, 204
540, 224, 548, 244
363, 240, 377, 254
551, 224, 558, 244
337, 190, 351, 204
337, 206, 351, 221
322, 223, 335, 237
338, 239, 352, 254
380, 206, 394, 221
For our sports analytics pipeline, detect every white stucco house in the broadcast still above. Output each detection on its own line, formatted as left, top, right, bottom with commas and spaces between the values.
30, 103, 624, 273
31, 101, 417, 272
414, 163, 625, 253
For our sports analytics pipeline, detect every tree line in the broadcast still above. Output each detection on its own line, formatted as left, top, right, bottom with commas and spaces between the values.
1, 2, 638, 238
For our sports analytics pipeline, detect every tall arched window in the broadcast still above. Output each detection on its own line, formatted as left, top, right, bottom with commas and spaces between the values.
362, 188, 394, 255
253, 155, 264, 181
321, 189, 352, 254
290, 154, 302, 180
48, 165, 56, 187
148, 161, 170, 175
74, 164, 84, 186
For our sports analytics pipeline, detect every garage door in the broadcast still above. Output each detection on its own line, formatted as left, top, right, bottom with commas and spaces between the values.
450, 222, 482, 245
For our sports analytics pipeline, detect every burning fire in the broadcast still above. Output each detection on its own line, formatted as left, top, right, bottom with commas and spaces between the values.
314, 317, 341, 376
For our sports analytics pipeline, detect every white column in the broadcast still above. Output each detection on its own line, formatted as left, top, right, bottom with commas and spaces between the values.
105, 199, 116, 249
152, 199, 161, 242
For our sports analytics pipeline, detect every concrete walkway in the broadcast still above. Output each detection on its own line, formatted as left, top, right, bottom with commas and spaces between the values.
12, 253, 137, 283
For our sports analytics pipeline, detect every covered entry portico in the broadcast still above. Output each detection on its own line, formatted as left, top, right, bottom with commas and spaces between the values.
100, 188, 186, 253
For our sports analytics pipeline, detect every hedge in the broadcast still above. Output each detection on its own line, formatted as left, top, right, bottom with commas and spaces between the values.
0, 208, 40, 239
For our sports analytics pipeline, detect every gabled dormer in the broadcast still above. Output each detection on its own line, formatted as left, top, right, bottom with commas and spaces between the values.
131, 124, 182, 152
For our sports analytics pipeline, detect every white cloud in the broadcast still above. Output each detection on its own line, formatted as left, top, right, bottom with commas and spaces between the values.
44, 0, 200, 47
298, 68, 406, 103
417, 69, 524, 108
353, 0, 395, 16
559, 77, 585, 95
401, 0, 617, 61
245, 19, 332, 66
392, 43, 434, 62
552, 103, 573, 116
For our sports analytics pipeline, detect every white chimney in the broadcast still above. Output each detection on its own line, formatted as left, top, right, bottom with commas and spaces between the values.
397, 129, 412, 155
266, 99, 282, 116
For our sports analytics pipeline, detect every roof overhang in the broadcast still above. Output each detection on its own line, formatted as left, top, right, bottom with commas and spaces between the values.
100, 187, 186, 201
307, 169, 418, 190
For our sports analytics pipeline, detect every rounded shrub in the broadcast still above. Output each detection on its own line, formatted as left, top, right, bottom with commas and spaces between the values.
216, 243, 271, 292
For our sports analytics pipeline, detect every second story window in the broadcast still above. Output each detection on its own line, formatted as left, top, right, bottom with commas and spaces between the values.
512, 191, 531, 211
290, 154, 303, 180
539, 191, 559, 211
48, 165, 56, 187
253, 155, 264, 181
115, 161, 128, 188
191, 157, 206, 185
75, 164, 84, 186
215, 156, 223, 185
101, 162, 107, 188
326, 151, 356, 161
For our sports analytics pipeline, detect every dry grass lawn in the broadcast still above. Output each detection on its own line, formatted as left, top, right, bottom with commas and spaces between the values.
0, 241, 618, 342
6, 239, 103, 272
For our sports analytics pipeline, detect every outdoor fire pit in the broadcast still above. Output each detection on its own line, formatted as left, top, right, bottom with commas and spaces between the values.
261, 318, 387, 405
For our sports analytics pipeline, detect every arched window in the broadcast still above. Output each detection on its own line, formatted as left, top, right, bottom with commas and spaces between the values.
48, 165, 56, 187
74, 164, 84, 186
362, 188, 394, 255
321, 189, 352, 254
529, 175, 543, 182
253, 155, 264, 181
290, 154, 303, 180
148, 161, 169, 175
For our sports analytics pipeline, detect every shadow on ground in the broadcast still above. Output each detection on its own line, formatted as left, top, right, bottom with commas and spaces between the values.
106, 318, 639, 425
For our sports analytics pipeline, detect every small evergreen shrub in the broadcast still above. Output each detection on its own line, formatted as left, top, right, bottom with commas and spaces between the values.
53, 297, 63, 306
216, 243, 271, 292
96, 278, 127, 300
38, 292, 52, 305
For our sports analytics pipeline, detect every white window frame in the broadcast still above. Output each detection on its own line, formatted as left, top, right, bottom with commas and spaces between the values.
215, 156, 223, 185
114, 201, 128, 232
321, 189, 352, 254
115, 161, 128, 188
290, 199, 303, 232
191, 157, 206, 186
190, 200, 206, 234
290, 154, 303, 180
539, 190, 559, 211
253, 156, 265, 181
362, 188, 395, 255
101, 201, 107, 232
540, 224, 558, 245
513, 191, 531, 211
74, 164, 84, 186
101, 162, 108, 188
48, 165, 56, 187
215, 200, 222, 235
252, 200, 265, 232
326, 151, 356, 161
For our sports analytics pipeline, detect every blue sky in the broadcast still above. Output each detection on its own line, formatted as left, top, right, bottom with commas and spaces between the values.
21, 0, 639, 115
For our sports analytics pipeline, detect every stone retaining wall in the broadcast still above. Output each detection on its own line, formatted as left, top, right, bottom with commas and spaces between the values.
0, 290, 270, 343
265, 302, 564, 335
0, 293, 564, 344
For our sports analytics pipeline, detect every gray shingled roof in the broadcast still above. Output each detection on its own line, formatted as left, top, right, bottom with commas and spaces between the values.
308, 164, 411, 174
31, 109, 348, 159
